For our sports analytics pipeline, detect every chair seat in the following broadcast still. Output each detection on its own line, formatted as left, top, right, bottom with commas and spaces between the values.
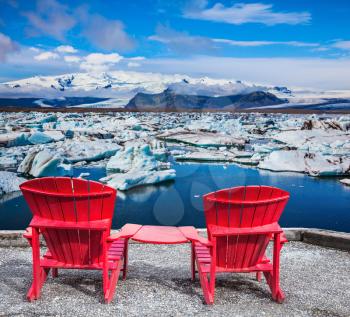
41, 239, 126, 269
194, 241, 272, 273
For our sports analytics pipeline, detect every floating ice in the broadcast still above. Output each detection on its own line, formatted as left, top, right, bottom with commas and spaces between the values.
28, 131, 54, 144
175, 150, 236, 162
0, 132, 30, 147
18, 150, 73, 177
101, 169, 176, 190
340, 179, 350, 186
107, 144, 159, 173
259, 150, 350, 176
158, 130, 245, 148
62, 139, 121, 163
0, 171, 26, 195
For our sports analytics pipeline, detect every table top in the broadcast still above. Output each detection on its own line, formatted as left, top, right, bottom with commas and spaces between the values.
117, 224, 200, 245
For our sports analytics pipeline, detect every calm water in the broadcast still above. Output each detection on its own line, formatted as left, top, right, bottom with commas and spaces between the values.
1, 163, 350, 232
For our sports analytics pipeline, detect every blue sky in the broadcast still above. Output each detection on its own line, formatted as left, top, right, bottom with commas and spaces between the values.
0, 0, 350, 88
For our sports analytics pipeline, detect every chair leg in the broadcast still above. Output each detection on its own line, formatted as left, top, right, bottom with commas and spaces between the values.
104, 261, 122, 304
191, 243, 196, 281
122, 238, 129, 281
196, 258, 215, 305
52, 268, 58, 278
27, 267, 50, 301
27, 228, 50, 301
264, 233, 285, 303
256, 272, 262, 282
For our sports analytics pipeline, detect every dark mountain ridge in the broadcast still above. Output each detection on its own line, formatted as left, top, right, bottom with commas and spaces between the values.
126, 89, 287, 111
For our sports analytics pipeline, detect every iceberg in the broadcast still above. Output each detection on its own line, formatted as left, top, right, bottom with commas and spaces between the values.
28, 131, 54, 144
0, 171, 26, 195
0, 155, 18, 169
175, 150, 236, 162
340, 179, 350, 186
19, 150, 73, 177
101, 169, 176, 190
259, 150, 350, 176
107, 144, 159, 173
0, 132, 30, 147
62, 139, 121, 163
158, 130, 245, 148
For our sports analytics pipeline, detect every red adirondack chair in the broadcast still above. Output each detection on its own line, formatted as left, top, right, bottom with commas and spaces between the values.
191, 185, 289, 304
20, 177, 127, 303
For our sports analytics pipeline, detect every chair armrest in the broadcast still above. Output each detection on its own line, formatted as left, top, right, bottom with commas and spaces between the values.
23, 227, 33, 240
30, 216, 111, 231
208, 222, 283, 237
280, 231, 288, 244
178, 226, 212, 246
107, 223, 143, 241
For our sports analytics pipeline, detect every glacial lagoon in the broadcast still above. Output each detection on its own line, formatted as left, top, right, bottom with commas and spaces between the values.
1, 163, 349, 232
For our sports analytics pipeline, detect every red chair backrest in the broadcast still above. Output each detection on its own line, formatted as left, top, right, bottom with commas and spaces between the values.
203, 186, 289, 269
20, 177, 116, 266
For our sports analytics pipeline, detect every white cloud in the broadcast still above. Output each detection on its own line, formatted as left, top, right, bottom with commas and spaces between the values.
22, 2, 134, 52
64, 55, 81, 63
79, 11, 135, 52
29, 46, 40, 52
213, 39, 319, 47
127, 62, 140, 67
140, 55, 350, 90
184, 2, 311, 25
332, 41, 350, 50
128, 56, 146, 61
149, 25, 216, 54
150, 25, 319, 53
56, 45, 77, 53
34, 51, 59, 61
23, 0, 76, 40
0, 32, 18, 61
80, 53, 123, 72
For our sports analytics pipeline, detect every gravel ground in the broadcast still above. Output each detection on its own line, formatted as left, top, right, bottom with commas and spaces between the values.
0, 242, 349, 317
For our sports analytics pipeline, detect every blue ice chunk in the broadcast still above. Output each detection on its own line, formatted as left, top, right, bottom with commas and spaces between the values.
28, 132, 54, 145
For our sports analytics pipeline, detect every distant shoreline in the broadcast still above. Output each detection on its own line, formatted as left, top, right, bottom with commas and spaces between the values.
1, 106, 350, 114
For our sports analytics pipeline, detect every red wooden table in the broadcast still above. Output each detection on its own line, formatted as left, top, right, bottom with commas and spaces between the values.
107, 224, 210, 280
109, 224, 206, 245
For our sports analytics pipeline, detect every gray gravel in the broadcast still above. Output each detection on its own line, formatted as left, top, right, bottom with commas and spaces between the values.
0, 242, 349, 317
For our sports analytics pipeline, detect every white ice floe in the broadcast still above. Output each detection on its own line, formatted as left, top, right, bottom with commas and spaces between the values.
104, 141, 174, 190
259, 150, 350, 176
27, 131, 54, 144
61, 139, 121, 163
340, 179, 350, 186
101, 169, 176, 190
0, 171, 26, 195
0, 132, 30, 147
107, 144, 159, 173
0, 155, 18, 169
158, 130, 245, 148
175, 151, 236, 162
18, 149, 73, 177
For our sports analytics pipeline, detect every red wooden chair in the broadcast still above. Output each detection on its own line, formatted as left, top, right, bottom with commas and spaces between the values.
191, 186, 289, 304
20, 177, 127, 303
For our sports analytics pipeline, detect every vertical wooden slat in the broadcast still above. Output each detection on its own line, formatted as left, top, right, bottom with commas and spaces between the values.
88, 180, 104, 264
72, 179, 89, 264
227, 187, 245, 268
54, 177, 80, 265
37, 178, 66, 263
238, 186, 261, 268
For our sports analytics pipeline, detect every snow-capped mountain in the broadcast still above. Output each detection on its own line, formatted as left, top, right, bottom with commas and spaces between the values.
0, 70, 350, 110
